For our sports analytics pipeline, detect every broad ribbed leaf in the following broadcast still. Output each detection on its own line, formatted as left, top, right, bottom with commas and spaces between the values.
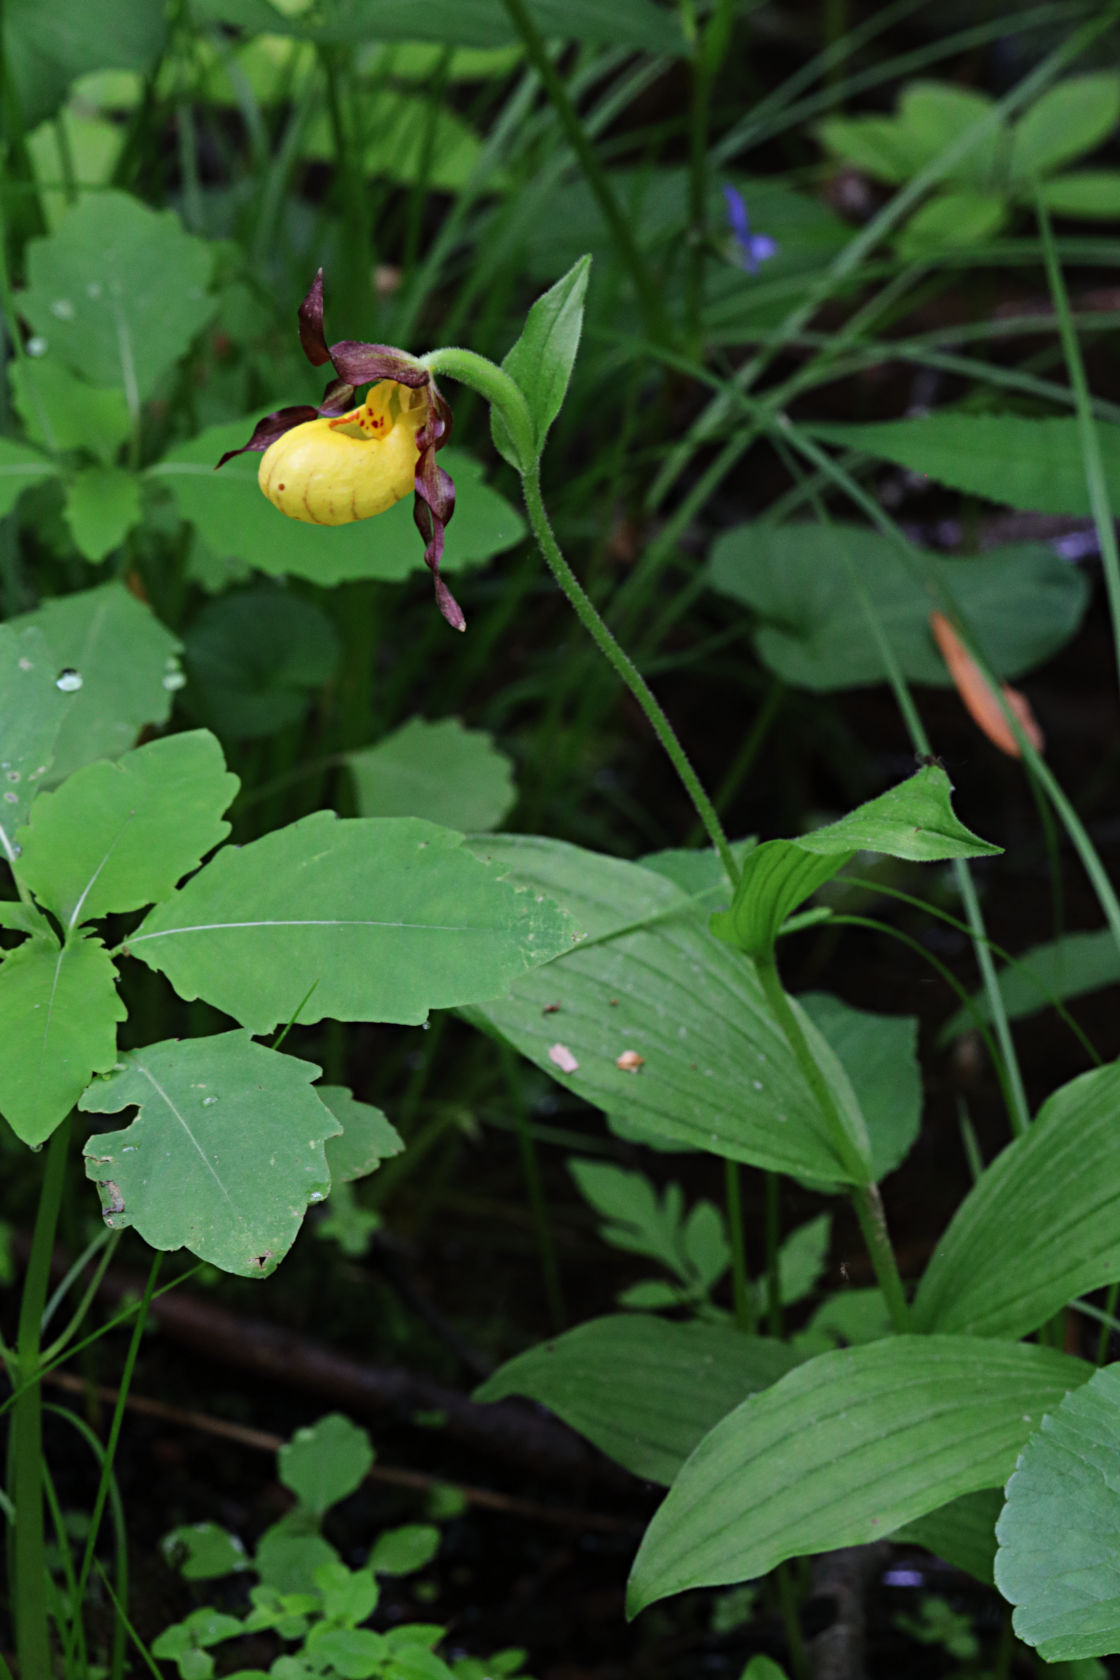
707, 524, 1088, 693
151, 430, 524, 587
0, 933, 125, 1145
628, 1337, 1088, 1614
18, 731, 237, 932
0, 624, 73, 861
476, 1316, 799, 1485
80, 1032, 340, 1277
464, 836, 861, 1182
10, 583, 183, 780
127, 813, 573, 1032
914, 1062, 1120, 1340
347, 717, 515, 831
997, 1364, 1120, 1660
811, 416, 1120, 518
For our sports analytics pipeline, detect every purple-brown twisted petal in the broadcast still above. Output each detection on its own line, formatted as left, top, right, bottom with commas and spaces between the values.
298, 270, 331, 366
413, 398, 461, 630
215, 404, 320, 469
327, 340, 430, 389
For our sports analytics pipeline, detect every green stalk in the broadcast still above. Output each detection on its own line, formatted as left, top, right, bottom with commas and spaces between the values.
754, 958, 909, 1331
724, 1161, 756, 1334
496, 0, 670, 344
9, 1117, 71, 1679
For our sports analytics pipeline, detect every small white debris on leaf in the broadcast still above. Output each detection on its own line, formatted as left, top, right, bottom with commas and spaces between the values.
616, 1050, 645, 1072
548, 1043, 579, 1073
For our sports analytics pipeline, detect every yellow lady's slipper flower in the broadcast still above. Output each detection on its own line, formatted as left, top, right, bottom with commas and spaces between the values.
217, 272, 462, 629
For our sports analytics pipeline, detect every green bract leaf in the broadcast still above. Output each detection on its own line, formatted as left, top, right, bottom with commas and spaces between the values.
279, 1413, 373, 1513
996, 1364, 1120, 1661
126, 813, 573, 1032
151, 431, 524, 589
17, 731, 237, 933
476, 1316, 799, 1485
493, 255, 591, 468
80, 1032, 339, 1276
1010, 74, 1120, 179
627, 1337, 1088, 1614
9, 582, 184, 780
708, 524, 1089, 693
464, 836, 863, 1182
0, 624, 73, 859
63, 466, 142, 562
0, 933, 125, 1145
712, 768, 998, 959
915, 1061, 1120, 1340
9, 356, 132, 464
183, 587, 340, 740
22, 192, 214, 400
0, 435, 60, 515
318, 1086, 403, 1183
811, 415, 1120, 518
347, 717, 515, 831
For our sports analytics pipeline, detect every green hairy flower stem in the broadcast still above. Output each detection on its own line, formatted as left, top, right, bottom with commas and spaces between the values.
9, 1117, 71, 1677
724, 1161, 756, 1335
755, 956, 910, 1333
421, 349, 740, 885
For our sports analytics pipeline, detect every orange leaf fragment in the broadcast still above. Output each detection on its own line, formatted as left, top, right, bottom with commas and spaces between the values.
929, 611, 1044, 759
615, 1050, 645, 1072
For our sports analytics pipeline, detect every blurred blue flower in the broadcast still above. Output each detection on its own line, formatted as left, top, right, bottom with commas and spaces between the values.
722, 184, 778, 274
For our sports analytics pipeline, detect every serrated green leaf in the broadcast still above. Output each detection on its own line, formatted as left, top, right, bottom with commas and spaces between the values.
63, 465, 141, 561
811, 415, 1120, 518
493, 256, 591, 468
9, 582, 183, 780
464, 836, 862, 1182
80, 1032, 340, 1276
318, 1086, 403, 1183
476, 1316, 799, 1485
914, 1061, 1120, 1340
127, 813, 573, 1032
1010, 74, 1120, 180
150, 429, 524, 588
707, 524, 1089, 693
627, 1337, 1089, 1613
0, 624, 73, 859
0, 933, 124, 1145
183, 586, 340, 740
17, 731, 238, 933
346, 717, 515, 831
22, 192, 214, 400
280, 1413, 373, 1513
9, 356, 132, 464
769, 1213, 830, 1309
996, 1364, 1120, 1660
0, 435, 60, 514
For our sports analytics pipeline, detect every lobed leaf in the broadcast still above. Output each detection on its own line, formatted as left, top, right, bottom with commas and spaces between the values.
347, 716, 515, 831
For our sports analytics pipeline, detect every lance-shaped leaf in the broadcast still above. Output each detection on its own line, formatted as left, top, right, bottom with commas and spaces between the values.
712, 766, 999, 959
914, 1061, 1120, 1340
996, 1364, 1120, 1661
0, 623, 74, 864
476, 1316, 800, 1486
125, 813, 574, 1033
9, 582, 184, 780
80, 1032, 340, 1278
17, 731, 238, 933
492, 255, 591, 469
318, 1086, 403, 1183
627, 1337, 1089, 1615
0, 933, 125, 1146
465, 836, 867, 1182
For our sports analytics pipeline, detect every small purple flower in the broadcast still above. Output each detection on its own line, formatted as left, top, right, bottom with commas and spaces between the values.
722, 184, 778, 275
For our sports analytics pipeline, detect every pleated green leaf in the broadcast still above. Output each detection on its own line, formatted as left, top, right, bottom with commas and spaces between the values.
476, 1316, 800, 1485
628, 1337, 1088, 1614
914, 1062, 1120, 1340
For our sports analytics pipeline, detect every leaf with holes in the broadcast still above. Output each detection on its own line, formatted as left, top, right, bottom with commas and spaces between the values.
0, 933, 125, 1146
80, 1032, 340, 1277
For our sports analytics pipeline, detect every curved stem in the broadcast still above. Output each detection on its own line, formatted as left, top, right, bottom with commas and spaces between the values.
419, 345, 536, 473
519, 459, 739, 884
